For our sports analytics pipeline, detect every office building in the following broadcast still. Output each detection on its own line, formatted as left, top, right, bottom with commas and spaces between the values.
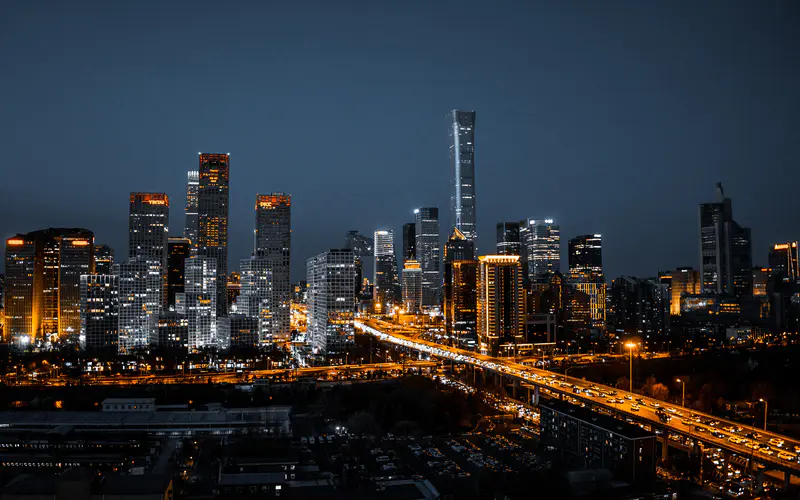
699, 183, 752, 296
167, 237, 191, 309
402, 222, 416, 261
608, 277, 669, 339
496, 221, 520, 255
448, 109, 477, 252
197, 153, 230, 318
94, 244, 114, 275
184, 170, 199, 248
402, 260, 423, 314
129, 193, 169, 308
227, 271, 241, 311
238, 257, 273, 344
477, 255, 524, 356
540, 400, 656, 484
158, 311, 187, 350
669, 267, 702, 316
443, 228, 477, 342
752, 267, 771, 296
3, 229, 94, 347
307, 249, 356, 356
344, 231, 373, 298
415, 207, 440, 307
254, 193, 291, 341
373, 230, 399, 313
568, 234, 603, 282
184, 256, 218, 351
115, 260, 159, 353
79, 274, 118, 352
229, 314, 259, 349
520, 219, 560, 284
769, 242, 799, 281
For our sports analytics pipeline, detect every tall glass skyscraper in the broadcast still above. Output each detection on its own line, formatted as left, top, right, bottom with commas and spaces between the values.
414, 207, 440, 307
184, 170, 199, 249
94, 244, 114, 275
167, 237, 191, 308
520, 219, 560, 284
373, 230, 399, 313
307, 249, 356, 357
79, 274, 118, 353
115, 260, 159, 353
568, 234, 604, 283
184, 256, 218, 351
254, 193, 291, 341
496, 221, 521, 256
448, 110, 477, 252
197, 153, 230, 318
129, 193, 169, 307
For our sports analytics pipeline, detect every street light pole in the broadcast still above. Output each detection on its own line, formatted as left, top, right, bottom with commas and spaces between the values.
677, 378, 685, 408
625, 343, 636, 393
760, 398, 768, 431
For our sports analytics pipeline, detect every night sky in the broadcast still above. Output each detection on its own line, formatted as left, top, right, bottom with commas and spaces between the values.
2, 1, 799, 281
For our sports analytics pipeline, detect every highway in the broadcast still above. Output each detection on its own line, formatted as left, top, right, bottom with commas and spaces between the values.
357, 318, 800, 475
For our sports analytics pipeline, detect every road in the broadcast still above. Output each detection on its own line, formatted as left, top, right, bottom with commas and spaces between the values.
357, 318, 800, 475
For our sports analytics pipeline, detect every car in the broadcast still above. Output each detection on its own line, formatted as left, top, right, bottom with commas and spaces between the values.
760, 448, 774, 456
769, 438, 784, 448
625, 395, 633, 400
695, 426, 706, 433
745, 442, 759, 450
778, 451, 797, 461
712, 431, 725, 439
667, 407, 676, 413
652, 402, 660, 408
630, 404, 640, 411
729, 436, 744, 444
682, 419, 693, 425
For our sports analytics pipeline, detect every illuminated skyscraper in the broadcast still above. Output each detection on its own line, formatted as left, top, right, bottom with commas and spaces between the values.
699, 183, 752, 296
768, 242, 799, 281
227, 271, 241, 310
307, 249, 356, 356
4, 235, 36, 345
402, 222, 416, 261
79, 274, 118, 352
344, 231, 372, 299
669, 267, 702, 316
402, 260, 423, 314
184, 170, 199, 248
373, 230, 399, 313
238, 257, 273, 344
444, 228, 477, 343
520, 219, 560, 284
448, 110, 477, 252
752, 267, 771, 296
94, 244, 114, 275
167, 237, 191, 309
568, 234, 603, 282
129, 193, 169, 308
197, 153, 230, 318
59, 232, 94, 340
415, 207, 440, 307
254, 193, 291, 341
115, 260, 159, 353
496, 221, 521, 256
184, 256, 218, 351
477, 255, 524, 356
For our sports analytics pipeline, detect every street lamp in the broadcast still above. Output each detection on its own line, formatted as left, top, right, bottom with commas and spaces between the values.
625, 343, 636, 393
677, 378, 685, 408
759, 398, 768, 431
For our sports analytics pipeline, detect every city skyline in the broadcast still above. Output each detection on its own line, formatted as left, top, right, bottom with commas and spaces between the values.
3, 1, 800, 283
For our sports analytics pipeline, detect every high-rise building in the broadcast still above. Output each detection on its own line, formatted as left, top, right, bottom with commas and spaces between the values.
402, 222, 416, 261
184, 256, 218, 351
415, 207, 440, 307
167, 237, 191, 309
520, 219, 560, 284
373, 230, 399, 313
184, 170, 199, 248
115, 260, 159, 353
229, 314, 259, 349
227, 271, 241, 311
402, 260, 423, 314
238, 257, 273, 344
344, 231, 373, 299
79, 274, 118, 353
197, 153, 230, 318
669, 267, 702, 316
448, 109, 477, 252
443, 228, 477, 343
608, 277, 669, 339
129, 193, 169, 309
3, 229, 94, 347
307, 249, 356, 356
94, 244, 114, 275
699, 183, 752, 296
752, 267, 771, 296
568, 234, 603, 282
157, 311, 188, 350
477, 255, 524, 356
496, 222, 521, 256
768, 242, 799, 281
254, 193, 291, 341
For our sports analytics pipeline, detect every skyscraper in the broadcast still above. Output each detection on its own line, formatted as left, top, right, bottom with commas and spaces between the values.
344, 230, 373, 299
568, 234, 604, 282
448, 110, 477, 252
496, 221, 521, 255
238, 257, 273, 344
669, 267, 702, 316
519, 219, 561, 284
4, 234, 36, 346
58, 232, 94, 340
414, 207, 440, 307
768, 242, 799, 281
94, 244, 114, 275
115, 260, 158, 353
373, 230, 399, 313
254, 193, 291, 341
167, 237, 191, 309
699, 183, 752, 296
79, 274, 118, 353
197, 153, 230, 318
402, 260, 423, 314
184, 170, 199, 248
129, 193, 169, 307
477, 255, 524, 357
307, 249, 356, 357
184, 256, 218, 351
444, 228, 477, 343
402, 222, 416, 261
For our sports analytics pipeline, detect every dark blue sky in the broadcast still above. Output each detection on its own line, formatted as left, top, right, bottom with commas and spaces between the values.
2, 1, 799, 281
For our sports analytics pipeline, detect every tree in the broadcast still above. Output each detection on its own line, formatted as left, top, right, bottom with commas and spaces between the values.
650, 383, 670, 401
615, 376, 630, 390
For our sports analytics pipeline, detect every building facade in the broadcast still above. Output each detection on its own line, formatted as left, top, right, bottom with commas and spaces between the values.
496, 221, 521, 256
373, 230, 399, 314
401, 260, 423, 314
477, 255, 524, 356
448, 109, 477, 252
769, 242, 799, 281
669, 267, 702, 316
94, 244, 114, 275
254, 193, 292, 341
568, 234, 604, 282
197, 153, 230, 318
129, 193, 169, 308
184, 256, 218, 351
307, 250, 356, 357
415, 207, 440, 307
167, 237, 191, 309
79, 274, 118, 352
443, 228, 477, 344
402, 222, 416, 261
238, 257, 273, 345
115, 260, 159, 353
184, 170, 199, 249
519, 219, 560, 284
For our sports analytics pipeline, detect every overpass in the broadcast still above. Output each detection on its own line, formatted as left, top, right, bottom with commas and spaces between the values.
357, 318, 800, 482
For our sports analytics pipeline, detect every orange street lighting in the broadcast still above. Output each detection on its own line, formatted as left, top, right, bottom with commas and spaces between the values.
759, 398, 768, 431
677, 378, 685, 408
625, 343, 636, 392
